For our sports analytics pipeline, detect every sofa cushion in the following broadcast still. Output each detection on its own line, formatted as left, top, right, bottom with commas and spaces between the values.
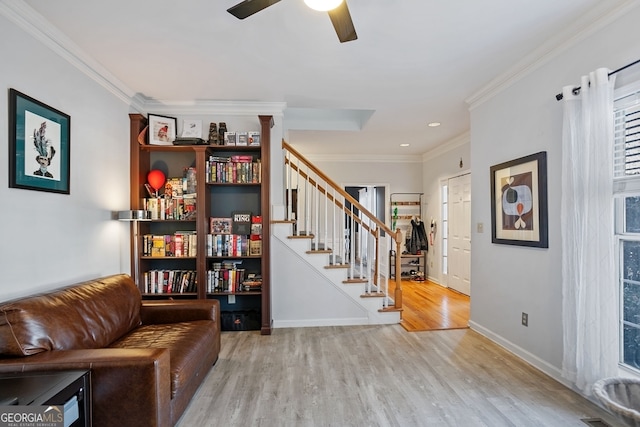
0, 274, 141, 356
109, 320, 217, 399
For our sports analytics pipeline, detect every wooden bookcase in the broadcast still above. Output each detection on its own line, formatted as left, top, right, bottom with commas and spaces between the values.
128, 113, 272, 334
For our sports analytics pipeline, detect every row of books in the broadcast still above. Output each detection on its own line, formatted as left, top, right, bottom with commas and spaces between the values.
142, 269, 197, 294
206, 234, 262, 257
142, 232, 197, 257
144, 196, 196, 220
205, 157, 261, 184
206, 268, 262, 293
160, 171, 196, 198
206, 267, 247, 293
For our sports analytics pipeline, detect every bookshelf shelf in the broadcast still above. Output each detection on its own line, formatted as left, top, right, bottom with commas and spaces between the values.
147, 219, 197, 222
128, 113, 273, 334
206, 182, 260, 186
208, 291, 262, 296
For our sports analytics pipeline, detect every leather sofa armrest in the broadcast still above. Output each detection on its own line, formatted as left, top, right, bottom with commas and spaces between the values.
140, 300, 220, 325
0, 348, 172, 427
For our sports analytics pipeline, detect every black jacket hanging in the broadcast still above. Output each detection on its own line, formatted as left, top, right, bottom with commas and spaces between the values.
405, 219, 428, 254
414, 219, 428, 251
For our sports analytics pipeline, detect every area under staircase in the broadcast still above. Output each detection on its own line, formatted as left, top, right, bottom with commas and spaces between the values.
272, 141, 404, 327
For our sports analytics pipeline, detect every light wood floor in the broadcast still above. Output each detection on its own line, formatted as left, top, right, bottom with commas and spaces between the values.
177, 326, 621, 426
390, 279, 470, 332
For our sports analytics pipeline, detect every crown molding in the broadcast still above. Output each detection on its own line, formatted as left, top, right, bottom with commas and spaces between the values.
1, 1, 287, 118
141, 99, 287, 117
306, 153, 422, 163
422, 131, 470, 163
129, 94, 148, 114
0, 0, 136, 106
466, 0, 640, 110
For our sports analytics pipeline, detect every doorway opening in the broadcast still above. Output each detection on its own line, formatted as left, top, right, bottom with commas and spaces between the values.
344, 185, 387, 265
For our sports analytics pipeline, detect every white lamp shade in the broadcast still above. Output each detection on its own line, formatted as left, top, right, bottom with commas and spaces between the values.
304, 0, 343, 12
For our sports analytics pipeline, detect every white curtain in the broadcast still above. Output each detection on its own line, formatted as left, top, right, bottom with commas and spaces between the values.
561, 68, 618, 394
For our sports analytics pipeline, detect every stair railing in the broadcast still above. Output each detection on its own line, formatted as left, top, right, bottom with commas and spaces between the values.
282, 140, 403, 311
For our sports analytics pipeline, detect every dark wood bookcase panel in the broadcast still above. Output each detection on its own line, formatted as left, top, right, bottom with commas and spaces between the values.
128, 114, 272, 334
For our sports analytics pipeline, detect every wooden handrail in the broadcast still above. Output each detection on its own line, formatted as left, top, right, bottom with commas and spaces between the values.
283, 140, 398, 239
286, 159, 374, 234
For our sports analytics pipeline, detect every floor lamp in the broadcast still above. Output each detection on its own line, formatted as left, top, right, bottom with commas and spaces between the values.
117, 210, 151, 285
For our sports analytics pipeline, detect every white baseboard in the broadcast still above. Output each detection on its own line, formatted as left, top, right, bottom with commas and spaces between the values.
273, 317, 371, 328
468, 320, 571, 389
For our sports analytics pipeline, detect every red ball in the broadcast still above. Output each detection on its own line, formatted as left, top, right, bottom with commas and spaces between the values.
147, 169, 166, 191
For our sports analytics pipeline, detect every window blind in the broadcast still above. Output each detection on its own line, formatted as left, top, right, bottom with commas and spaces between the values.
613, 85, 640, 194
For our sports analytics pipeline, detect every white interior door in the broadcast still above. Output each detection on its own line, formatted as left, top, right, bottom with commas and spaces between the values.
448, 173, 471, 295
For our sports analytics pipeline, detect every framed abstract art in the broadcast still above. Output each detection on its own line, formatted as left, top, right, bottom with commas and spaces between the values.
490, 151, 548, 248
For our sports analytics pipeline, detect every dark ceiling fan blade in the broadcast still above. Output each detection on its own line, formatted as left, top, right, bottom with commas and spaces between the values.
227, 0, 282, 19
327, 0, 357, 43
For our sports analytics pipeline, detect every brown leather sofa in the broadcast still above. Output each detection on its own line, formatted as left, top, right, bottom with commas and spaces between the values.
0, 274, 221, 427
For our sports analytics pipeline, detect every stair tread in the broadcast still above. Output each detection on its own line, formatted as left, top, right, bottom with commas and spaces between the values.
277, 206, 401, 323
361, 292, 386, 298
379, 307, 403, 313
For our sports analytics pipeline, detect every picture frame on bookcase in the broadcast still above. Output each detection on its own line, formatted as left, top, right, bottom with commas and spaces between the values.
8, 88, 71, 194
147, 113, 176, 145
180, 119, 202, 138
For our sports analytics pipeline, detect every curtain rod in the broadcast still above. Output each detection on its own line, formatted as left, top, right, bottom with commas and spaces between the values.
555, 58, 640, 101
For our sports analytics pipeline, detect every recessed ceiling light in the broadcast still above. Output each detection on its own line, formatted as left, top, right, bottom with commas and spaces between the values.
400, 143, 410, 147
428, 122, 441, 127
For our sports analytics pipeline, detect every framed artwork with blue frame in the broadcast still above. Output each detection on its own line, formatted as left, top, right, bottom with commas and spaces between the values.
8, 88, 70, 194
490, 151, 548, 248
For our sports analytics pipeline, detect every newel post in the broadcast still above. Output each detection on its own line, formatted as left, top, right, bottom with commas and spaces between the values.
394, 228, 403, 309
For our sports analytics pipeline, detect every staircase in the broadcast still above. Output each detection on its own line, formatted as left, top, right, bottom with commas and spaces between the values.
270, 141, 403, 328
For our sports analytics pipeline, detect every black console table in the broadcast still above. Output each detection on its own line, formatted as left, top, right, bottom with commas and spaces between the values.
0, 370, 91, 427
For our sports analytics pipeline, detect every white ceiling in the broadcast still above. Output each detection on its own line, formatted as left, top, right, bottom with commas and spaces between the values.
14, 0, 627, 157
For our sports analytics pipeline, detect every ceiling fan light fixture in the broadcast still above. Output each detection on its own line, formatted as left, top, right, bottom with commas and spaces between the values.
304, 0, 344, 12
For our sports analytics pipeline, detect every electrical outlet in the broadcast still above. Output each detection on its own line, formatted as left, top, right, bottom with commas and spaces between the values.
521, 312, 528, 327
228, 295, 236, 304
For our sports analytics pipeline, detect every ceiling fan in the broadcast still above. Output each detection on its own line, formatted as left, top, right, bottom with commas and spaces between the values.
227, 0, 357, 43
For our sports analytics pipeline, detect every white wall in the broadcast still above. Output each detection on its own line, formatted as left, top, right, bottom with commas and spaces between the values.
422, 135, 471, 285
313, 158, 423, 233
0, 14, 130, 300
271, 228, 371, 327
469, 5, 640, 380
312, 159, 423, 196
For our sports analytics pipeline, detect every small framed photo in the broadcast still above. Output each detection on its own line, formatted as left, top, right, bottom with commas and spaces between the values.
9, 89, 71, 194
148, 114, 176, 145
490, 151, 548, 248
181, 119, 202, 138
210, 217, 232, 234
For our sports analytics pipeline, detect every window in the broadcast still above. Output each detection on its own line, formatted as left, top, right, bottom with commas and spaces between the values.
441, 182, 448, 275
614, 81, 640, 371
